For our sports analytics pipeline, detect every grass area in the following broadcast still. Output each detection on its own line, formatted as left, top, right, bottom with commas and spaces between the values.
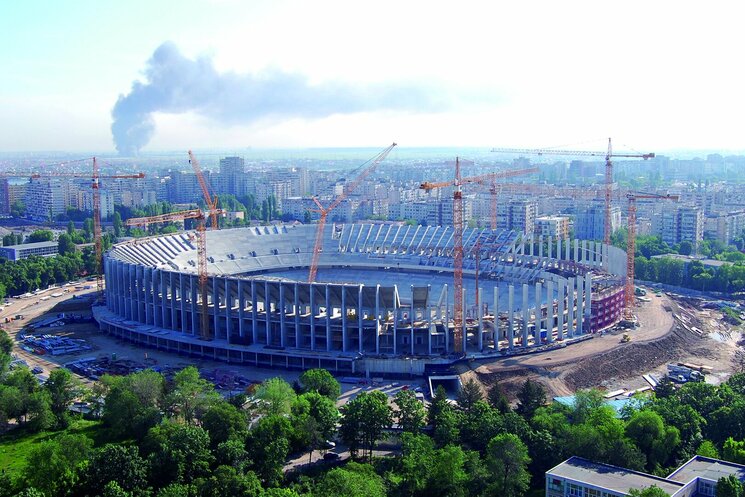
0, 418, 107, 477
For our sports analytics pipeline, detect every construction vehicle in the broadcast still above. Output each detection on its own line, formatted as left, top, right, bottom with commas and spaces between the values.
420, 162, 538, 353
492, 138, 655, 245
621, 333, 631, 343
126, 207, 225, 340
308, 143, 397, 283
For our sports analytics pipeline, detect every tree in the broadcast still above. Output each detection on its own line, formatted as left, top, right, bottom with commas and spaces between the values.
113, 212, 124, 238
717, 475, 745, 497
82, 444, 148, 496
57, 234, 76, 255
628, 486, 671, 497
722, 437, 745, 464
678, 240, 693, 256
625, 410, 680, 470
202, 401, 248, 448
313, 462, 386, 497
516, 379, 546, 419
166, 366, 219, 424
339, 390, 392, 460
393, 389, 426, 433
145, 422, 214, 487
458, 400, 504, 453
254, 377, 296, 416
697, 440, 720, 459
44, 368, 81, 428
456, 378, 483, 413
10, 200, 25, 218
197, 465, 263, 497
247, 415, 292, 486
22, 434, 93, 497
428, 386, 461, 448
485, 433, 531, 497
487, 383, 511, 413
298, 368, 341, 400
26, 230, 54, 243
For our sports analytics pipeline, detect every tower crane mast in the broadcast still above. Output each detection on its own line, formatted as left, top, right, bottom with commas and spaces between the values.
491, 138, 655, 245
126, 208, 225, 340
420, 164, 538, 353
307, 143, 397, 283
188, 151, 220, 230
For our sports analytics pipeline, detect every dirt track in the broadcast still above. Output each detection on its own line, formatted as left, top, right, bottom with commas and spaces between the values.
469, 292, 738, 399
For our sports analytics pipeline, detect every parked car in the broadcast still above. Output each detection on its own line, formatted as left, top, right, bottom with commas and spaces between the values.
323, 452, 340, 461
31, 366, 43, 374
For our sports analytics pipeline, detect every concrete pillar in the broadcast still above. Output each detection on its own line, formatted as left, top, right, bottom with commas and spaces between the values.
576, 277, 584, 335
358, 286, 364, 354
375, 285, 380, 354
574, 239, 580, 262
190, 275, 198, 336
565, 238, 571, 260
557, 237, 562, 260
547, 280, 554, 343
295, 283, 301, 348
211, 276, 219, 340
567, 278, 575, 338
585, 272, 593, 331
325, 285, 331, 352
180, 274, 188, 334
310, 284, 316, 351
251, 280, 258, 343
547, 236, 553, 259
478, 287, 484, 351
538, 235, 543, 258
341, 286, 347, 353
507, 285, 514, 351
557, 280, 565, 340
393, 305, 398, 355
444, 284, 449, 353
494, 286, 500, 343
265, 281, 272, 346
160, 270, 168, 327
170, 273, 178, 331
535, 282, 542, 343
144, 268, 152, 325
522, 284, 529, 348
279, 282, 286, 348
238, 280, 245, 338
225, 279, 232, 344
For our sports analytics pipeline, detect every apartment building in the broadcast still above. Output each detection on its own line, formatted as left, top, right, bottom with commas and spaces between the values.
574, 202, 621, 241
652, 205, 704, 247
535, 216, 571, 239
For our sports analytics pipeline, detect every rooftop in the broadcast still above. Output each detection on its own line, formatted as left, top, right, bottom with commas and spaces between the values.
650, 253, 729, 267
668, 455, 745, 484
1, 240, 58, 250
547, 457, 684, 496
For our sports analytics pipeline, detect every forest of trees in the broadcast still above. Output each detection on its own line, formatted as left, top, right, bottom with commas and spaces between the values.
2, 332, 745, 497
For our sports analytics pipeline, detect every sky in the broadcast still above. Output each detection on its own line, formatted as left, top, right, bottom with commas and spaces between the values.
1, 0, 744, 154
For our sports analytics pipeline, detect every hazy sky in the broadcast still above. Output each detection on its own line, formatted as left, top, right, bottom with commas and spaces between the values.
1, 0, 743, 153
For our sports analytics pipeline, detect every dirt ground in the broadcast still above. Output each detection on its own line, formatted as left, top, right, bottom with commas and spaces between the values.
467, 290, 742, 400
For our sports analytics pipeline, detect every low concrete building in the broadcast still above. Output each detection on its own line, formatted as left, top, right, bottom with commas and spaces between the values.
0, 241, 58, 261
546, 455, 745, 497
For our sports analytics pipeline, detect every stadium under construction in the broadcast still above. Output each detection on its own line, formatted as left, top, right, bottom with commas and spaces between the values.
94, 223, 628, 375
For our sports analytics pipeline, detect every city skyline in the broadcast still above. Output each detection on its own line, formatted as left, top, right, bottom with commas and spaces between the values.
2, 1, 744, 153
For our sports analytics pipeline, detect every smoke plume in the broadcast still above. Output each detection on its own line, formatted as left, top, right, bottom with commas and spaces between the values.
111, 42, 450, 155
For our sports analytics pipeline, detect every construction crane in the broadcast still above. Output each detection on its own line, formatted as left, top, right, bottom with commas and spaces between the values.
188, 151, 220, 230
624, 192, 678, 320
308, 142, 397, 283
125, 207, 225, 340
420, 163, 539, 353
491, 138, 655, 245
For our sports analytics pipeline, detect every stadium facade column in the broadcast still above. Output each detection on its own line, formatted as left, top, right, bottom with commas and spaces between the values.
310, 283, 316, 351
250, 280, 258, 343
584, 272, 592, 331
494, 286, 499, 342
279, 282, 286, 348
444, 284, 449, 353
325, 285, 331, 352
170, 272, 178, 332
461, 288, 467, 352
211, 276, 219, 340
522, 284, 529, 348
565, 238, 571, 260
341, 286, 347, 352
375, 285, 380, 354
393, 300, 398, 355
574, 239, 580, 262
535, 282, 542, 343
135, 265, 142, 322
143, 267, 151, 325
548, 236, 553, 259
180, 274, 187, 334
507, 285, 514, 351
538, 235, 542, 257
546, 280, 554, 344
225, 279, 232, 344
557, 280, 565, 340
265, 281, 272, 346
566, 278, 575, 338
296, 283, 302, 348
478, 287, 484, 351
238, 280, 245, 339
190, 274, 198, 336
358, 285, 364, 354
557, 237, 562, 261
160, 271, 168, 328
576, 276, 584, 335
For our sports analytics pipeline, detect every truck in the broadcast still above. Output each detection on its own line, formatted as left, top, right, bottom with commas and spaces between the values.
667, 364, 704, 383
635, 287, 647, 296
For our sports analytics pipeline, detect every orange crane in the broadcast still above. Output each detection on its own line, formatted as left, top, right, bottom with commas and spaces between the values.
308, 142, 397, 283
188, 151, 220, 230
125, 207, 225, 340
491, 138, 655, 245
420, 163, 539, 353
624, 192, 678, 320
